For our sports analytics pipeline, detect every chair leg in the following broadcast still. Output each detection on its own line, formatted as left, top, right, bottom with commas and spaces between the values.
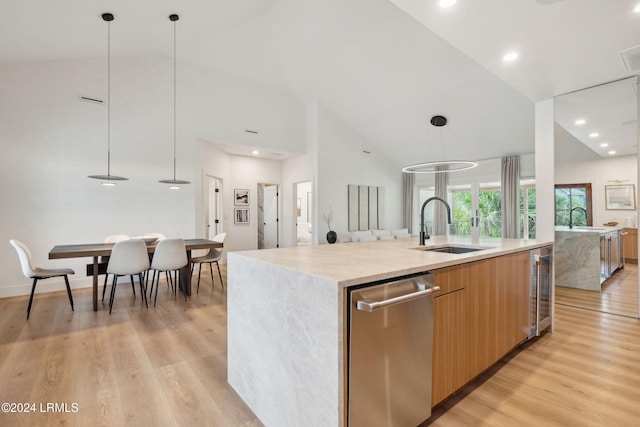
26, 278, 38, 320
109, 275, 118, 315
172, 272, 177, 297
130, 275, 136, 297
197, 263, 202, 294
209, 262, 215, 288
216, 261, 224, 289
64, 275, 74, 311
102, 273, 109, 302
149, 270, 156, 297
139, 273, 148, 309
166, 272, 173, 292
154, 272, 161, 307
178, 270, 187, 301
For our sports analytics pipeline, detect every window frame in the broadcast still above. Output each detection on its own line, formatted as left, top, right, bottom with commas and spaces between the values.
554, 183, 593, 226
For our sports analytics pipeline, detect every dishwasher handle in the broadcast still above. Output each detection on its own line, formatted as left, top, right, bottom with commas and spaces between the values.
356, 285, 441, 312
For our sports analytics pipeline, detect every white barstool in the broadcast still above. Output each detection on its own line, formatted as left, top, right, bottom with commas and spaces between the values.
10, 239, 75, 319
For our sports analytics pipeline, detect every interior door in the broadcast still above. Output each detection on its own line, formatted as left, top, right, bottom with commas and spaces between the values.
262, 184, 279, 249
207, 176, 222, 239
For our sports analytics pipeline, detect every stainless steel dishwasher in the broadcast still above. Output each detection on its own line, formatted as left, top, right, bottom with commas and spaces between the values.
348, 272, 440, 427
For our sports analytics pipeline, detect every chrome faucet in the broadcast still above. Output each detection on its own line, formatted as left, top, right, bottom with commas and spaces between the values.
569, 207, 587, 229
419, 196, 452, 245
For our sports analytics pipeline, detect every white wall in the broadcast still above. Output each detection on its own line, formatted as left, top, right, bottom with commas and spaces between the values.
535, 100, 555, 242
0, 56, 304, 297
316, 104, 402, 241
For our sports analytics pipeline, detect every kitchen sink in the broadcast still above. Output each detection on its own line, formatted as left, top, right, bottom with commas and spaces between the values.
414, 245, 491, 254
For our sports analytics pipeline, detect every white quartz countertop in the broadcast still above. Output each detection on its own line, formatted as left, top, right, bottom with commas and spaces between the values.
555, 225, 624, 234
230, 236, 553, 287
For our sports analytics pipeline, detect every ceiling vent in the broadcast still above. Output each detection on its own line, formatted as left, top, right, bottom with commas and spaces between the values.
619, 44, 640, 73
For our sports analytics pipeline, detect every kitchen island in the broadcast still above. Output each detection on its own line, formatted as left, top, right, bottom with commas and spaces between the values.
555, 225, 624, 291
227, 236, 553, 427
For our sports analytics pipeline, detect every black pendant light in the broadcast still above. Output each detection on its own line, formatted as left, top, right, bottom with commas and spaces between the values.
89, 13, 129, 186
159, 14, 190, 190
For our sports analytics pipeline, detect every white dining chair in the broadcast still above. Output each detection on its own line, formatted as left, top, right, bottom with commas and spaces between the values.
149, 238, 188, 306
191, 232, 226, 293
106, 239, 150, 314
101, 234, 131, 302
10, 239, 75, 319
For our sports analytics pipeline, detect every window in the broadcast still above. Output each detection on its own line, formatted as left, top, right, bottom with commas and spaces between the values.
478, 183, 502, 237
520, 180, 536, 239
555, 183, 593, 226
419, 178, 536, 239
451, 187, 472, 236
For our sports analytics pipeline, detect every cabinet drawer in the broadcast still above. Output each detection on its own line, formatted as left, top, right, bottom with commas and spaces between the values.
433, 263, 469, 295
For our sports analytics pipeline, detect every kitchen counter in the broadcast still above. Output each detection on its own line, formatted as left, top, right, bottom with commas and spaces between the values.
228, 235, 551, 287
227, 236, 552, 427
554, 225, 624, 234
555, 225, 624, 291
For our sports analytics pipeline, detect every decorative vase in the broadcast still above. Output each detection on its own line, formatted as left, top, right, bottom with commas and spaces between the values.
326, 230, 337, 244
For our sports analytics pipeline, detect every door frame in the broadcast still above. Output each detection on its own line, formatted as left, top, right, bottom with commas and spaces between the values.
204, 175, 224, 239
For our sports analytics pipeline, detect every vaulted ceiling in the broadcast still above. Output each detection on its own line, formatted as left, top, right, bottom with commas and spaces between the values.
2, 0, 638, 166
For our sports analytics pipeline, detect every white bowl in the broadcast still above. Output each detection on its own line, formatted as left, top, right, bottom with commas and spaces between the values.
132, 236, 158, 244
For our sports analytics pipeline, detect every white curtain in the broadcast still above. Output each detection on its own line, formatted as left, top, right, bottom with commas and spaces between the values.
402, 172, 414, 234
433, 166, 448, 235
501, 155, 520, 238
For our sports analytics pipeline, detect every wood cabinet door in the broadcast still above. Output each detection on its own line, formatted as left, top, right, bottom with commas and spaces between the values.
623, 228, 638, 262
431, 289, 466, 407
465, 253, 530, 381
495, 251, 530, 356
464, 257, 497, 379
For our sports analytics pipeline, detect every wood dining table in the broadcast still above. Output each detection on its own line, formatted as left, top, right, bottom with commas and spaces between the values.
49, 238, 223, 311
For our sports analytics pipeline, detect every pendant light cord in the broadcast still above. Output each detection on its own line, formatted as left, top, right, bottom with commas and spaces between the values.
158, 14, 188, 186
173, 17, 177, 181
107, 18, 111, 178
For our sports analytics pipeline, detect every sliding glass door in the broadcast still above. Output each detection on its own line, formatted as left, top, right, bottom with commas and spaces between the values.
419, 179, 536, 239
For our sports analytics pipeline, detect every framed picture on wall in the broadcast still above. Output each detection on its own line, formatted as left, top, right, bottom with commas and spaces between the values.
234, 208, 250, 224
605, 184, 636, 210
234, 189, 249, 206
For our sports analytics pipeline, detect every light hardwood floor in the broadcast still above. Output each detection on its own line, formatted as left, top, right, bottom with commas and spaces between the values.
556, 263, 638, 317
0, 267, 261, 427
2, 268, 640, 426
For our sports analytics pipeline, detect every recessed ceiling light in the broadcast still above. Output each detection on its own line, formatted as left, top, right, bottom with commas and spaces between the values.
634, 3, 640, 13
600, 143, 609, 147
503, 51, 519, 62
252, 150, 259, 155
574, 119, 586, 126
608, 150, 616, 155
589, 132, 599, 138
439, 0, 457, 8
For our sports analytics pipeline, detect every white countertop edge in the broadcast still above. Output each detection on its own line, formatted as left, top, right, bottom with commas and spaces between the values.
229, 237, 554, 289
